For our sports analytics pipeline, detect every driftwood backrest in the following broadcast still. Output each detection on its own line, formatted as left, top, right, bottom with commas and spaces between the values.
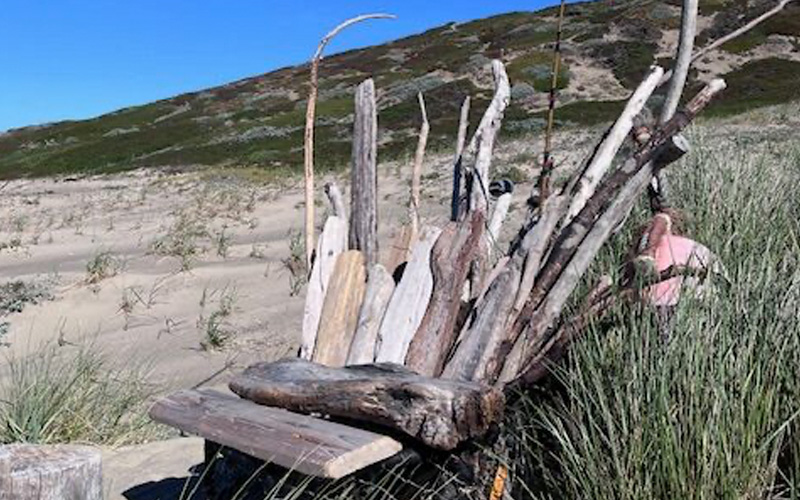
293, 0, 765, 391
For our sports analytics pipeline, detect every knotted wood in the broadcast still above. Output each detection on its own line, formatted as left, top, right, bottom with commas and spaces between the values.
229, 358, 505, 450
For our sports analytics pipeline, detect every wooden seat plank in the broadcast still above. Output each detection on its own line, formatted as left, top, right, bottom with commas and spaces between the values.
148, 388, 402, 479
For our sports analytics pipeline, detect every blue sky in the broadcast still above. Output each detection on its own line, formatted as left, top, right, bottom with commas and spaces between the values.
0, 0, 571, 132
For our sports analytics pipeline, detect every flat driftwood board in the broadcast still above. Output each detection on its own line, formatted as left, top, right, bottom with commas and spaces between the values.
149, 388, 402, 479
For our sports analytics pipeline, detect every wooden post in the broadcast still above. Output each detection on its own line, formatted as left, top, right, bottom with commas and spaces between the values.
0, 445, 102, 500
466, 61, 510, 214
350, 79, 379, 266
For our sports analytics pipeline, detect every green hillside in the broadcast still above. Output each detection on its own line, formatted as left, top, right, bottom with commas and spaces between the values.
1, 0, 798, 179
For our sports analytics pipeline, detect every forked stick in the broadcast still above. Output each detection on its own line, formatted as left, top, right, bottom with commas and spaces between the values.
303, 13, 395, 270
409, 92, 430, 241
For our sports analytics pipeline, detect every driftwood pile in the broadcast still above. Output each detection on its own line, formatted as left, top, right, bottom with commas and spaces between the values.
148, 1, 800, 491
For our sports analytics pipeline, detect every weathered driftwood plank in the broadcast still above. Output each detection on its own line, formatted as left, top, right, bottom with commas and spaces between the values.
350, 78, 379, 266
405, 213, 484, 376
442, 260, 521, 382
347, 263, 395, 365
487, 192, 512, 251
300, 216, 347, 359
375, 225, 442, 364
0, 444, 102, 500
149, 388, 402, 479
229, 358, 505, 450
313, 250, 367, 367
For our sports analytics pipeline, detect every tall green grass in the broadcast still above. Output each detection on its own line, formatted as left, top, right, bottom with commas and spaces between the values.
506, 129, 800, 499
0, 345, 162, 446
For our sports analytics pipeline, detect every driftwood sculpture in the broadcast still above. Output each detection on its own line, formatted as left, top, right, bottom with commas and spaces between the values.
149, 1, 790, 492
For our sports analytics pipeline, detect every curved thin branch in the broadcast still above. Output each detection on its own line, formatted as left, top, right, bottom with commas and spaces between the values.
303, 13, 396, 270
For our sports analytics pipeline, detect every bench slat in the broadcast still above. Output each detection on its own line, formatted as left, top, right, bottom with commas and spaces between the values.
149, 388, 402, 479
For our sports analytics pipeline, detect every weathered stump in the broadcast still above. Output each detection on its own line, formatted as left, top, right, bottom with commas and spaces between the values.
0, 444, 102, 500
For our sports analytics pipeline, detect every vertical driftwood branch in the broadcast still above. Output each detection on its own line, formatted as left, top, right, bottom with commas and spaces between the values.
409, 92, 430, 242
303, 14, 395, 270
650, 0, 698, 211
300, 216, 347, 359
466, 61, 511, 214
564, 66, 664, 223
350, 79, 380, 266
451, 96, 471, 221
538, 0, 567, 201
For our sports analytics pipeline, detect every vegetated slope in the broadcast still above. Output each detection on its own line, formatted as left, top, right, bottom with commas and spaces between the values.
1, 0, 799, 179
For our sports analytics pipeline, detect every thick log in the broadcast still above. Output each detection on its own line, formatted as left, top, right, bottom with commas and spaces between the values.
375, 225, 442, 364
347, 263, 395, 365
405, 213, 485, 376
0, 444, 102, 500
350, 79, 379, 266
313, 250, 367, 366
300, 216, 347, 359
149, 388, 402, 479
229, 358, 505, 450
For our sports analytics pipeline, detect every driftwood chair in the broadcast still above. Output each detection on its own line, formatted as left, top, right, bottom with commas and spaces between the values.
150, 1, 741, 491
